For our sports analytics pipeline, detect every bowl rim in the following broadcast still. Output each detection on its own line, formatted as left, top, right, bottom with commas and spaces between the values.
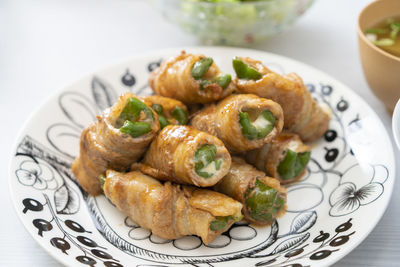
357, 0, 400, 63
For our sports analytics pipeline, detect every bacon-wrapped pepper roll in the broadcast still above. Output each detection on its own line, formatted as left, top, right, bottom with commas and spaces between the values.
190, 94, 284, 153
214, 157, 286, 226
139, 125, 231, 187
149, 51, 236, 104
72, 93, 160, 195
245, 133, 311, 185
102, 170, 243, 245
141, 95, 188, 129
232, 56, 331, 142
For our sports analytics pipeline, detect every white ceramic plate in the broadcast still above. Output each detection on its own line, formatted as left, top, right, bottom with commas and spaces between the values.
9, 47, 395, 267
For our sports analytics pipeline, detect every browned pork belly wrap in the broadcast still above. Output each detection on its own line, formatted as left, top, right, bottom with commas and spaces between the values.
246, 133, 311, 185
139, 125, 231, 187
214, 157, 286, 226
233, 56, 331, 142
149, 51, 236, 104
103, 170, 243, 245
72, 93, 160, 195
190, 94, 284, 153
141, 95, 188, 129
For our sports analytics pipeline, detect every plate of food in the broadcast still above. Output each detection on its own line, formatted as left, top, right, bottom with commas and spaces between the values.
9, 47, 394, 267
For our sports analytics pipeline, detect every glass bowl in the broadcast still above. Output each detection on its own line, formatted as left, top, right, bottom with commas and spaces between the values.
152, 0, 314, 46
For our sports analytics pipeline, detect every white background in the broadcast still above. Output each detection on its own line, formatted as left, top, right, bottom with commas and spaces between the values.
1, 0, 399, 266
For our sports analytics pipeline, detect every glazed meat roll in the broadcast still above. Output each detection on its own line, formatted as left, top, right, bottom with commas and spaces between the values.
245, 133, 311, 185
214, 157, 286, 226
141, 95, 188, 129
232, 56, 331, 142
190, 94, 284, 153
102, 170, 243, 245
149, 51, 235, 104
72, 93, 160, 195
139, 125, 231, 187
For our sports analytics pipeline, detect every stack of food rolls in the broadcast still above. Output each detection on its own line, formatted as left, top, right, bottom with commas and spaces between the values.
72, 51, 331, 244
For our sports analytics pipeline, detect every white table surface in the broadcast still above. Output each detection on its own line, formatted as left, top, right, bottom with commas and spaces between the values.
1, 0, 399, 266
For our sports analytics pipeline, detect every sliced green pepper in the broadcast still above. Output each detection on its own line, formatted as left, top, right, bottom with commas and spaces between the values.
116, 97, 154, 127
209, 214, 242, 231
239, 110, 276, 140
191, 57, 213, 79
245, 179, 285, 223
216, 74, 232, 89
194, 144, 221, 178
120, 120, 152, 138
172, 107, 188, 125
232, 57, 262, 80
151, 104, 170, 129
277, 150, 310, 180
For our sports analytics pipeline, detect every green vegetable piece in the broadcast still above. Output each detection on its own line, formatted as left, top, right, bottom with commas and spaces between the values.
99, 174, 106, 189
294, 151, 311, 177
373, 38, 395, 46
239, 112, 257, 140
216, 74, 232, 89
214, 158, 223, 171
210, 216, 229, 231
191, 57, 213, 79
116, 97, 153, 127
194, 144, 218, 178
151, 104, 164, 115
158, 114, 170, 129
245, 179, 285, 223
365, 28, 388, 34
239, 110, 276, 140
277, 149, 310, 180
172, 107, 188, 125
120, 120, 152, 138
232, 57, 262, 80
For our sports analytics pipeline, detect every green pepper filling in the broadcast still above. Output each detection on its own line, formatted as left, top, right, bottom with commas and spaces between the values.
116, 97, 154, 137
172, 107, 188, 125
194, 144, 223, 178
191, 57, 231, 90
239, 110, 276, 140
191, 57, 214, 79
232, 57, 262, 80
245, 179, 285, 223
151, 104, 170, 129
209, 214, 242, 231
277, 150, 311, 180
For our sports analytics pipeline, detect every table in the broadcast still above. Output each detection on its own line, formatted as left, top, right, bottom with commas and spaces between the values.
1, 0, 399, 266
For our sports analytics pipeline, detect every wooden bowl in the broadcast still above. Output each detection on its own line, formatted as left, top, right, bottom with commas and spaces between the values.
358, 0, 400, 112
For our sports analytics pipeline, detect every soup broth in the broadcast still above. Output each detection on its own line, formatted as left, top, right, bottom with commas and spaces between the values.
365, 16, 400, 58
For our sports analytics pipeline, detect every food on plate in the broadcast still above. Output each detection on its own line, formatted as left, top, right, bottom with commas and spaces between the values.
102, 170, 243, 245
190, 94, 284, 153
141, 95, 188, 129
138, 125, 232, 187
149, 51, 235, 104
72, 93, 160, 195
245, 133, 311, 185
214, 157, 286, 225
72, 51, 330, 242
232, 56, 331, 142
365, 17, 400, 57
